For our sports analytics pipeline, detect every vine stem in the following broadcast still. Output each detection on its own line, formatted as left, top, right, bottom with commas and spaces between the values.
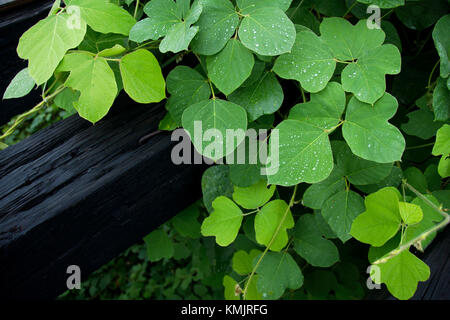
428, 59, 440, 90
373, 181, 449, 265
242, 185, 298, 299
134, 0, 140, 19
0, 85, 65, 141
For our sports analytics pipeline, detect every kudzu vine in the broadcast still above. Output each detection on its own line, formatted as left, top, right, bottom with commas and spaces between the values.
2, 0, 450, 300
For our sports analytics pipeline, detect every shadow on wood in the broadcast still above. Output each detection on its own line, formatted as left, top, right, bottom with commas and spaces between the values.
0, 94, 207, 299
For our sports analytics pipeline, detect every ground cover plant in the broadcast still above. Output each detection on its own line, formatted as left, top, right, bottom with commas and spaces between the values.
2, 0, 449, 300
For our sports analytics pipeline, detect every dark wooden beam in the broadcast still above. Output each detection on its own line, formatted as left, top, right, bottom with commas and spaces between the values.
0, 94, 207, 299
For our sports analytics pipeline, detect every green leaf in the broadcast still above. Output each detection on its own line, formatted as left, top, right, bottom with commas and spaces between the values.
78, 28, 126, 53
350, 187, 402, 247
293, 214, 339, 267
237, 0, 293, 13
129, 0, 180, 42
171, 204, 201, 239
432, 14, 450, 79
373, 251, 430, 300
401, 109, 444, 140
238, 7, 296, 56
343, 93, 405, 163
166, 66, 211, 124
273, 28, 335, 93
181, 98, 248, 161
3, 68, 35, 100
159, 22, 199, 53
438, 154, 450, 178
17, 13, 86, 84
254, 200, 294, 251
357, 0, 404, 8
404, 167, 428, 194
65, 0, 135, 35
143, 229, 174, 262
322, 190, 365, 243
57, 52, 117, 123
229, 71, 284, 121
395, 0, 448, 31
255, 252, 304, 300
54, 88, 80, 113
190, 0, 240, 55
432, 124, 450, 156
206, 39, 255, 95
119, 49, 166, 103
398, 202, 423, 225
268, 120, 334, 186
223, 275, 240, 300
201, 165, 234, 212
98, 44, 126, 57
302, 167, 346, 210
432, 77, 450, 121
333, 140, 393, 185
201, 196, 243, 246
245, 275, 263, 300
356, 166, 403, 194
341, 44, 401, 104
232, 249, 262, 275
232, 180, 275, 210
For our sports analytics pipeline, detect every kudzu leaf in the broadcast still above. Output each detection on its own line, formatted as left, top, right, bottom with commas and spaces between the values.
312, 0, 347, 16
120, 49, 166, 103
293, 214, 339, 267
267, 120, 334, 186
395, 0, 448, 31
288, 82, 345, 130
302, 167, 346, 210
17, 13, 86, 84
401, 109, 444, 140
201, 196, 243, 246
254, 200, 294, 251
239, 7, 296, 56
237, 0, 293, 13
341, 44, 401, 104
182, 99, 248, 161
273, 28, 335, 93
171, 204, 201, 239
228, 136, 264, 187
166, 66, 210, 124
190, 0, 239, 55
207, 39, 254, 95
333, 140, 393, 185
229, 71, 283, 121
373, 251, 430, 300
143, 229, 174, 262
437, 155, 450, 178
322, 190, 365, 243
356, 166, 403, 195
357, 0, 404, 8
232, 180, 275, 210
78, 28, 126, 53
201, 165, 234, 212
98, 44, 126, 57
223, 275, 240, 300
382, 21, 402, 52
57, 52, 117, 123
404, 167, 428, 194
432, 14, 450, 79
432, 124, 450, 156
159, 23, 199, 53
288, 8, 320, 35
255, 252, 303, 300
245, 276, 263, 300
398, 202, 423, 225
65, 0, 135, 35
3, 68, 35, 100
350, 187, 402, 247
432, 77, 450, 121
343, 93, 405, 163
232, 249, 262, 275
54, 88, 80, 113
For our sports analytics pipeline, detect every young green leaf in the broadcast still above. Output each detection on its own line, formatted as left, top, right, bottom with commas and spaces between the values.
206, 39, 255, 95
65, 0, 135, 35
238, 7, 296, 56
432, 14, 450, 79
3, 68, 35, 100
432, 77, 450, 121
398, 202, 423, 225
57, 52, 117, 123
143, 229, 174, 262
322, 190, 365, 243
293, 214, 339, 267
223, 275, 240, 300
120, 49, 166, 103
273, 28, 336, 93
201, 165, 234, 212
232, 249, 262, 275
343, 93, 405, 163
232, 180, 275, 209
17, 13, 86, 84
171, 204, 201, 239
254, 200, 294, 251
350, 187, 402, 247
190, 0, 240, 55
255, 251, 303, 300
201, 196, 243, 246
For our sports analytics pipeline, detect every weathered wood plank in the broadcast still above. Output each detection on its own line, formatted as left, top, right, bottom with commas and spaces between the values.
0, 94, 207, 299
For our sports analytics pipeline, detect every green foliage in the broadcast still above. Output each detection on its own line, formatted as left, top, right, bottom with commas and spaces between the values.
4, 0, 450, 302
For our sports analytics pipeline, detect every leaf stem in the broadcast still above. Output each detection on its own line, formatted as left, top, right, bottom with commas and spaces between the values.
242, 184, 298, 299
134, 0, 140, 19
428, 59, 440, 90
